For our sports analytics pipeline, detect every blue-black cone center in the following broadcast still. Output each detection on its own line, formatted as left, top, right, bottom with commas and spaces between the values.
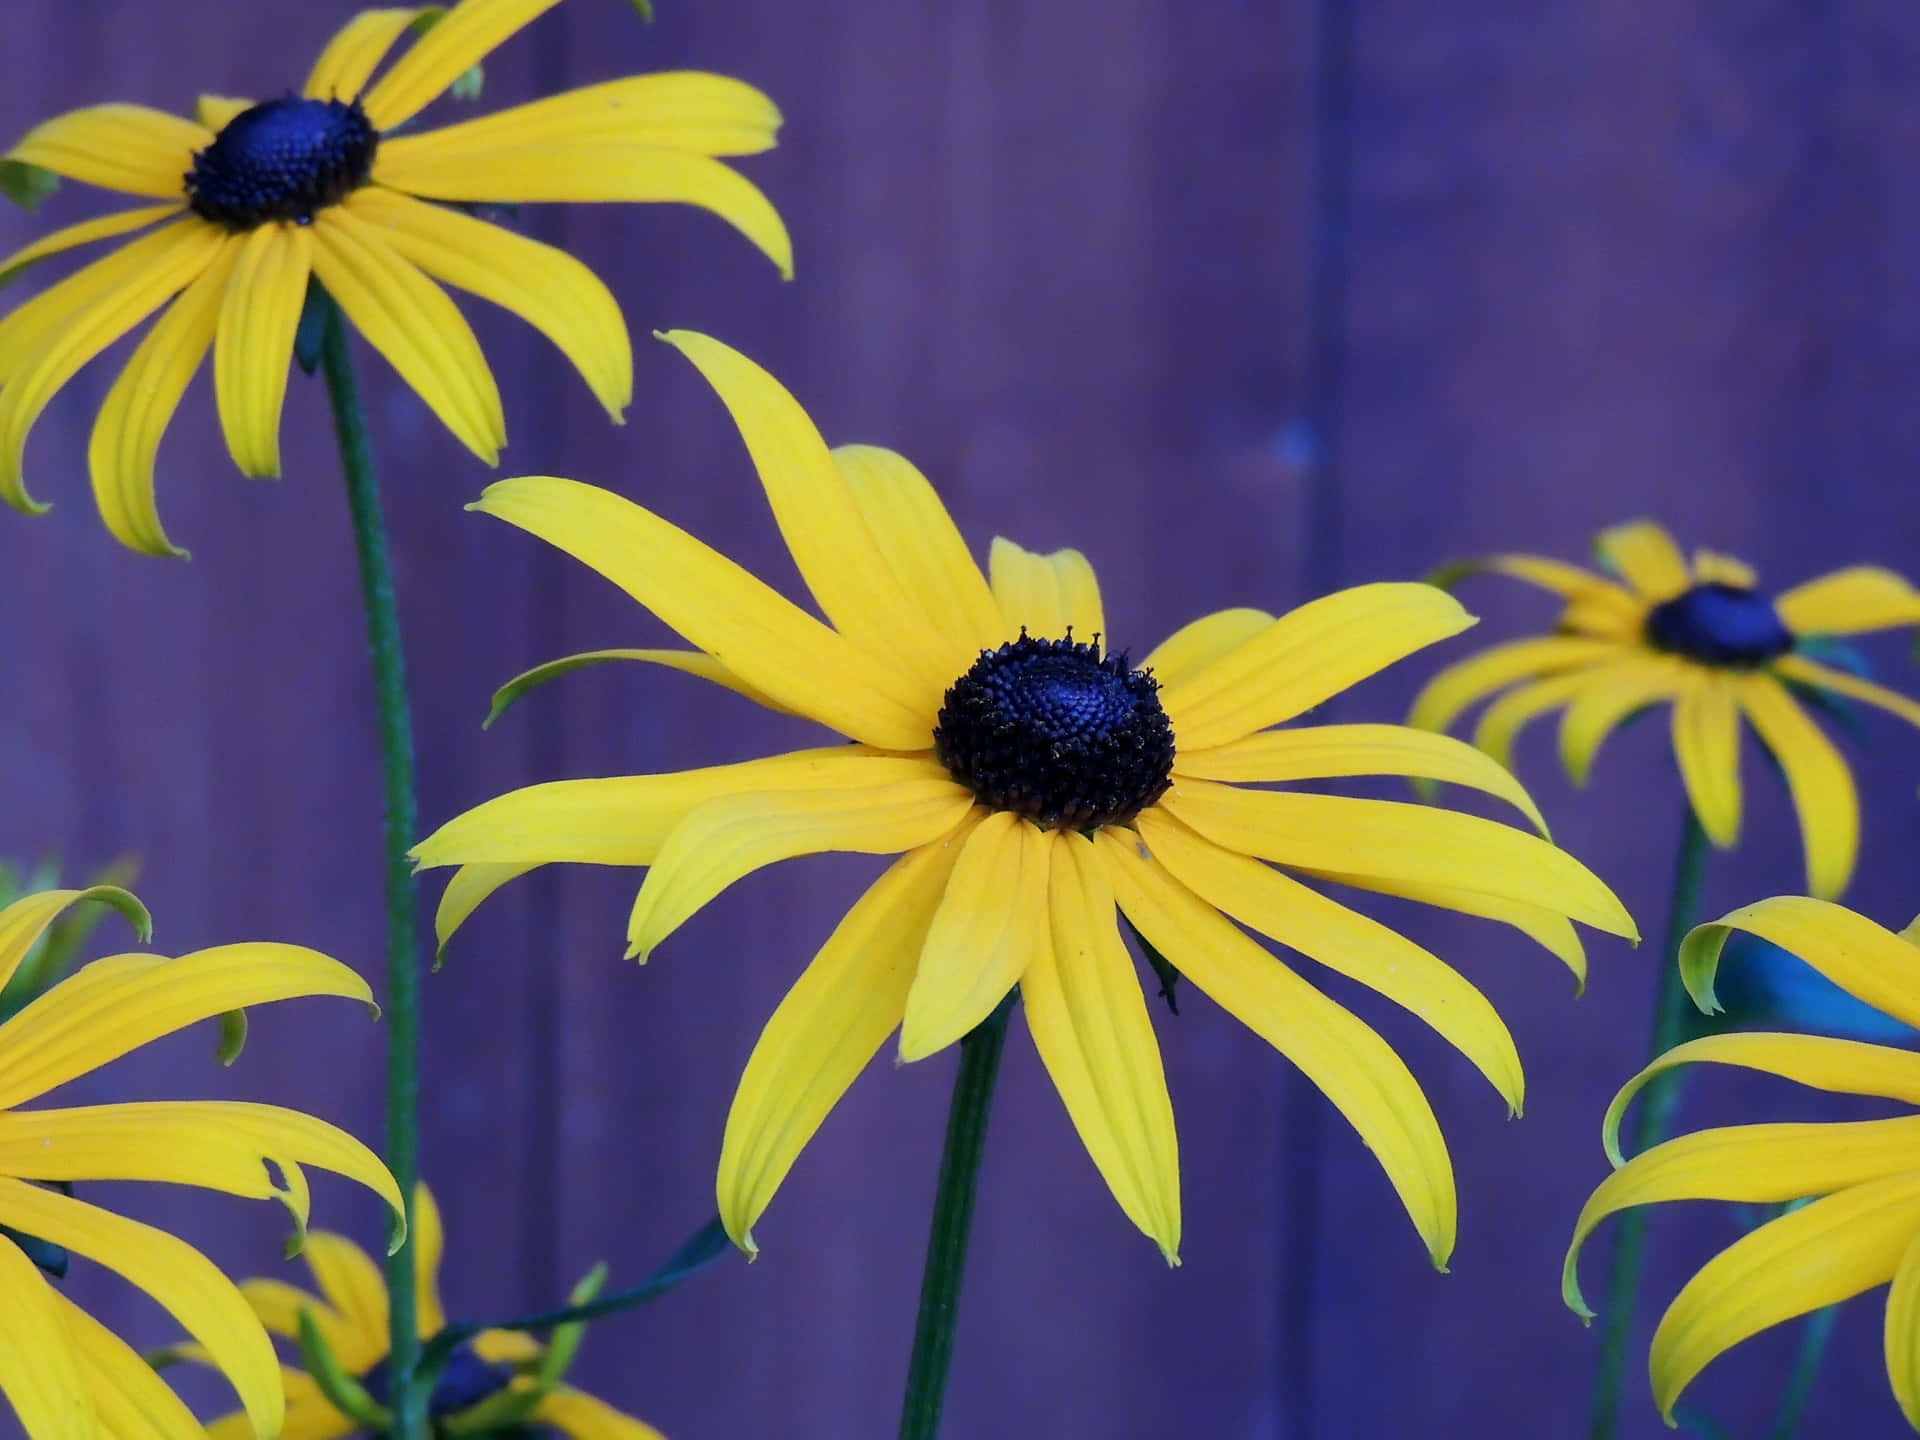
360, 1342, 515, 1421
934, 633, 1175, 830
185, 95, 377, 231
1644, 582, 1794, 667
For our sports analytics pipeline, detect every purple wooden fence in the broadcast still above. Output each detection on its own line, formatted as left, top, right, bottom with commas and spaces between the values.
4, 2, 1920, 1435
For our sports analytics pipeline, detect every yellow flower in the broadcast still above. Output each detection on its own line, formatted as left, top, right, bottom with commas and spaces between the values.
0, 885, 403, 1440
1565, 896, 1920, 1429
0, 0, 789, 555
413, 331, 1638, 1268
198, 1182, 664, 1440
1410, 521, 1920, 899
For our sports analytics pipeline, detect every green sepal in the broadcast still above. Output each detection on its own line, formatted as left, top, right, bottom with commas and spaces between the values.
1422, 559, 1479, 593
296, 1308, 390, 1431
293, 278, 339, 376
216, 1009, 249, 1066
403, 8, 484, 101
626, 0, 656, 19
441, 1375, 543, 1435
1122, 915, 1180, 1016
0, 161, 58, 214
535, 1262, 607, 1390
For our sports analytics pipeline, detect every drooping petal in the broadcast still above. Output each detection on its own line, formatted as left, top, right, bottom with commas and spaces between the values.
0, 944, 374, 1110
305, 7, 434, 101
1173, 723, 1547, 835
486, 649, 788, 731
412, 1182, 445, 1338
1162, 584, 1475, 752
345, 187, 630, 422
1775, 654, 1920, 731
1680, 896, 1920, 1033
1886, 1230, 1920, 1431
0, 1240, 90, 1440
360, 0, 563, 130
0, 219, 224, 514
625, 761, 973, 959
718, 825, 973, 1253
0, 1178, 282, 1439
1098, 830, 1455, 1267
1670, 672, 1742, 847
833, 444, 1005, 662
530, 1387, 668, 1440
0, 886, 148, 994
213, 223, 312, 479
1555, 654, 1685, 785
1737, 673, 1858, 900
433, 862, 538, 959
1440, 554, 1643, 620
0, 221, 206, 384
6, 106, 209, 197
309, 205, 505, 464
1593, 519, 1690, 601
301, 1230, 390, 1355
52, 1289, 203, 1440
89, 233, 243, 555
1139, 609, 1275, 690
1141, 809, 1524, 1113
466, 477, 931, 747
1648, 1176, 1920, 1422
987, 537, 1105, 642
373, 142, 792, 278
1407, 636, 1620, 736
238, 1279, 374, 1373
1161, 778, 1637, 939
1775, 566, 1920, 637
1472, 668, 1608, 771
1025, 830, 1181, 1261
899, 811, 1049, 1062
0, 203, 181, 289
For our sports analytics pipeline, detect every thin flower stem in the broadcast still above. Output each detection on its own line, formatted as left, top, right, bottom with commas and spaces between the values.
897, 993, 1015, 1440
319, 310, 424, 1440
1769, 1303, 1837, 1439
1589, 805, 1712, 1440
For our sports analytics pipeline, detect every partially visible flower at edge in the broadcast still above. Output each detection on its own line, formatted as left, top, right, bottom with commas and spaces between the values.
0, 0, 790, 555
1410, 522, 1920, 899
1564, 896, 1920, 1430
412, 329, 1639, 1271
0, 884, 404, 1440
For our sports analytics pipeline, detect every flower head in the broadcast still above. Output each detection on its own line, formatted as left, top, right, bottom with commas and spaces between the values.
0, 0, 789, 555
1410, 521, 1920, 898
1565, 896, 1920, 1429
414, 332, 1638, 1269
195, 1182, 663, 1440
0, 885, 403, 1440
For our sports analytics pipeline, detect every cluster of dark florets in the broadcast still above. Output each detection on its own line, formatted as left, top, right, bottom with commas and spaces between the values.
185, 95, 377, 230
1644, 582, 1794, 667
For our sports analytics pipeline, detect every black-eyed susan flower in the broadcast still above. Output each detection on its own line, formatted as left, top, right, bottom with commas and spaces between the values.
0, 0, 789, 555
195, 1182, 663, 1440
1566, 896, 1920, 1429
412, 331, 1638, 1268
1411, 521, 1920, 899
0, 885, 403, 1440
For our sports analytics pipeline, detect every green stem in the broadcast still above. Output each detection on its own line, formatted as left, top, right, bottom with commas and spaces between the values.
897, 994, 1014, 1440
319, 310, 423, 1440
1769, 1303, 1837, 1438
1589, 805, 1711, 1440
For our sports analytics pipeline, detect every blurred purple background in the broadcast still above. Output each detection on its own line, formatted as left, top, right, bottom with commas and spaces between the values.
6, 2, 1920, 1435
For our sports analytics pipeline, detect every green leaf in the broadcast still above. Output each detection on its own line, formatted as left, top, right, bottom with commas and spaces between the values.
0, 161, 58, 214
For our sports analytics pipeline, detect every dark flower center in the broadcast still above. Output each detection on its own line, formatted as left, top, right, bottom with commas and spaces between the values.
185, 95, 377, 231
934, 633, 1175, 830
361, 1341, 515, 1421
1644, 582, 1794, 667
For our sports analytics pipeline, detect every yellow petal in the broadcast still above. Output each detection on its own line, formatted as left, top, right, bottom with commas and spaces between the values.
309, 205, 504, 464
413, 1181, 445, 1338
0, 220, 205, 384
658, 332, 953, 700
1472, 668, 1605, 771
1775, 653, 1920, 731
1775, 566, 1920, 636
1140, 808, 1524, 1114
470, 1330, 540, 1365
7, 105, 208, 197
1174, 722, 1548, 835
360, 0, 562, 130
1161, 777, 1637, 939
466, 477, 931, 747
346, 187, 630, 422
433, 862, 537, 960
1681, 895, 1920, 1031
1097, 830, 1455, 1267
214, 223, 311, 479
898, 811, 1049, 1062
1649, 1175, 1920, 1422
0, 1241, 90, 1440
238, 1279, 374, 1372
1140, 609, 1275, 690
303, 1230, 390, 1355
1737, 673, 1858, 899
1556, 654, 1684, 785
0, 203, 180, 289
1670, 672, 1742, 846
1689, 549, 1757, 588
0, 1178, 283, 1439
0, 219, 223, 515
1442, 553, 1643, 616
1886, 1230, 1920, 1431
89, 233, 243, 555
833, 443, 1005, 663
194, 95, 255, 132
488, 648, 789, 731
1162, 583, 1475, 753
987, 537, 1105, 642
1594, 519, 1690, 601
0, 943, 375, 1110
206, 1370, 357, 1440
373, 141, 793, 278
1407, 635, 1620, 736
0, 885, 147, 993
625, 760, 973, 959
531, 1387, 668, 1440
305, 8, 434, 101
718, 826, 973, 1253
52, 1289, 202, 1440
